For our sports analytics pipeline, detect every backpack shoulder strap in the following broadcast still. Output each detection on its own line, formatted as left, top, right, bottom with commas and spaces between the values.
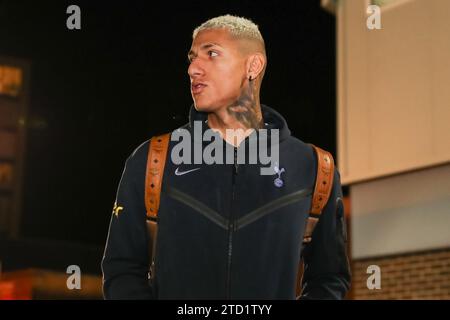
145, 133, 171, 282
145, 133, 171, 219
296, 144, 336, 299
303, 144, 335, 244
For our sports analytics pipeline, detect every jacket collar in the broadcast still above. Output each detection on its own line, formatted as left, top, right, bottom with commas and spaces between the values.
187, 103, 291, 146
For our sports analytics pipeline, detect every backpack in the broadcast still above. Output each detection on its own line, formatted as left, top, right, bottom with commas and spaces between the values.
144, 133, 335, 298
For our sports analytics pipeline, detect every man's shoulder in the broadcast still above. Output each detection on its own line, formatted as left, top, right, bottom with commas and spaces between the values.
284, 135, 316, 162
284, 135, 340, 181
127, 123, 188, 163
128, 139, 148, 159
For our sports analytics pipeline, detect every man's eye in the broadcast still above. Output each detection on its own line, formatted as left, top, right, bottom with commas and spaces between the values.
208, 51, 218, 57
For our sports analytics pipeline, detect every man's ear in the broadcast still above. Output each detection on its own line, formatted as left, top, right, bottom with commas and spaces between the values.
246, 53, 266, 80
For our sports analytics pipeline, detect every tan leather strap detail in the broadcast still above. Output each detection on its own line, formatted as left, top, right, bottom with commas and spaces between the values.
297, 145, 335, 299
302, 216, 319, 244
145, 133, 170, 283
145, 133, 171, 219
302, 144, 335, 244
309, 144, 335, 215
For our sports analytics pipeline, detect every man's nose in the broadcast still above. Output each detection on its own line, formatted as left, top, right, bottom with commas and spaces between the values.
187, 59, 205, 79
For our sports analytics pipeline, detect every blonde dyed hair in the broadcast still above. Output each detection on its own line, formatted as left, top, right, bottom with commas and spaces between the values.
192, 14, 267, 81
193, 14, 265, 46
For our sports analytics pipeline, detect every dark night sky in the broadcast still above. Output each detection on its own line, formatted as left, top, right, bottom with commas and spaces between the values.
0, 1, 336, 246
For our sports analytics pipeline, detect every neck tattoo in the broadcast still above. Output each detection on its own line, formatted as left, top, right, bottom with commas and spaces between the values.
226, 79, 263, 130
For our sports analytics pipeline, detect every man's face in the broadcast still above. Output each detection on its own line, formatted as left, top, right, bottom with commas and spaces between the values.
188, 28, 247, 113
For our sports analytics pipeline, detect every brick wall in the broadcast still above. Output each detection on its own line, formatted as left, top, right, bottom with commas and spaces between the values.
350, 248, 450, 299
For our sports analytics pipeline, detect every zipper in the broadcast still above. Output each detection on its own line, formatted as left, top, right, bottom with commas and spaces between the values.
226, 146, 238, 299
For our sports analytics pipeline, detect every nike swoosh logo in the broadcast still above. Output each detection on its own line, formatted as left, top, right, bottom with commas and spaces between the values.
175, 167, 201, 176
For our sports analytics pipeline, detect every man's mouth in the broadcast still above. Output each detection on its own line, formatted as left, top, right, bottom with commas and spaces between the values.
192, 83, 207, 94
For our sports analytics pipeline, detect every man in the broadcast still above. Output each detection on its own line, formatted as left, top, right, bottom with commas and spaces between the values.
102, 14, 351, 299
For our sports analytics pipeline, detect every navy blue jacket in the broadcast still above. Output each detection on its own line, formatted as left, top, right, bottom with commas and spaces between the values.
101, 105, 351, 299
